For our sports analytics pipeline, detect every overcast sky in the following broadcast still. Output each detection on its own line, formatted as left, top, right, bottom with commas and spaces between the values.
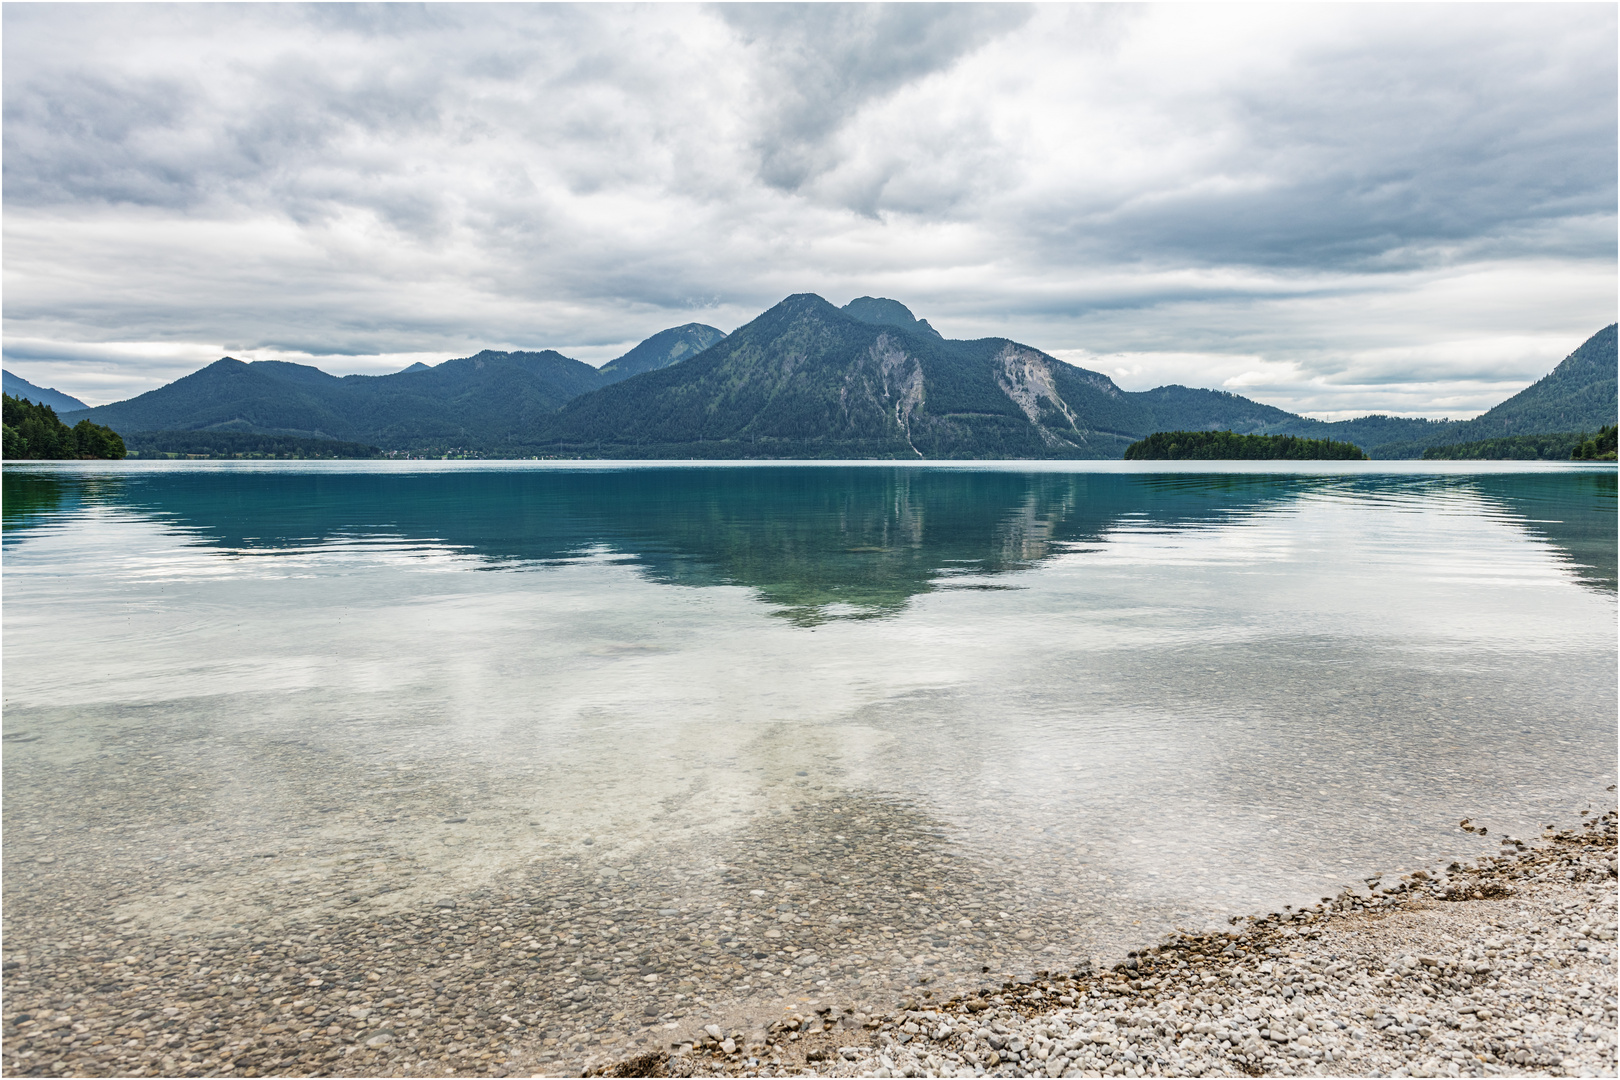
4, 4, 1615, 417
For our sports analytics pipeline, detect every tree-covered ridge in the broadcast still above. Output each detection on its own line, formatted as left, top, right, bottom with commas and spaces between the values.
125, 431, 382, 459
1421, 432, 1587, 461
34, 297, 1616, 461
55, 296, 1339, 459
1124, 430, 1368, 460
71, 349, 604, 449
1248, 325, 1618, 457
1450, 325, 1618, 441
1572, 424, 1618, 461
2, 394, 125, 459
842, 296, 944, 339
528, 294, 1155, 459
597, 324, 726, 382
2, 370, 88, 414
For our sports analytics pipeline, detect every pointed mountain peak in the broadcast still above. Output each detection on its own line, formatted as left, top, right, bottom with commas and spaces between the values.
758, 293, 842, 320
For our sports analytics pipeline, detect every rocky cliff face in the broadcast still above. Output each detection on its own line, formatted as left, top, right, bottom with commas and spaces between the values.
533, 294, 1144, 458
841, 335, 926, 456
993, 343, 1091, 448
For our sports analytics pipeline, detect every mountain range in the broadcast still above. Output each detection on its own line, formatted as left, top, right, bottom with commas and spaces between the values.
3, 370, 88, 414
12, 296, 1615, 459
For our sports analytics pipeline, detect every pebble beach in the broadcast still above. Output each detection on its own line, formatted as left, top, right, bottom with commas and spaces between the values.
3, 802, 1613, 1079
648, 810, 1618, 1080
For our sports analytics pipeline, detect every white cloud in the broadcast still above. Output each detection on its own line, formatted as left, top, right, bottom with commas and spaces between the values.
3, 3, 1613, 414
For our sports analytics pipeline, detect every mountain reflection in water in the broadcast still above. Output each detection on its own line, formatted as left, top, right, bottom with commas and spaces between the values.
2, 461, 1613, 1074
4, 466, 1615, 623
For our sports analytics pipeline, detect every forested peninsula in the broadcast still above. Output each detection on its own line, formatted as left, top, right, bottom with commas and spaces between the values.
1571, 424, 1618, 461
2, 394, 126, 460
1420, 424, 1619, 461
1123, 430, 1368, 461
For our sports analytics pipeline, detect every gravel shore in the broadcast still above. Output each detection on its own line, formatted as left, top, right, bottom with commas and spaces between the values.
3, 791, 1612, 1079
634, 810, 1617, 1079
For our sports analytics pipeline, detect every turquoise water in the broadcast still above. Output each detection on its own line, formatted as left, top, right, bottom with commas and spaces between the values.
3, 461, 1615, 1032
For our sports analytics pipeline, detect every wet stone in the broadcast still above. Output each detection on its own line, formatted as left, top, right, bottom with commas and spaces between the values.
3, 722, 1124, 1080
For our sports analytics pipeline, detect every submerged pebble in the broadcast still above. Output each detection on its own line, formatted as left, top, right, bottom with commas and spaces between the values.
649, 812, 1618, 1080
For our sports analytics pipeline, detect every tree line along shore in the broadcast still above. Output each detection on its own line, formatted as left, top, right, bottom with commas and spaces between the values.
2, 395, 124, 460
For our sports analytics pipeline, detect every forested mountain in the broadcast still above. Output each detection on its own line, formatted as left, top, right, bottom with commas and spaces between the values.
48, 296, 1617, 459
1130, 385, 1301, 435
1263, 413, 1458, 457
347, 350, 603, 447
67, 332, 663, 451
1438, 324, 1616, 441
598, 324, 725, 382
3, 370, 89, 413
73, 348, 606, 447
531, 308, 1615, 458
842, 296, 944, 338
79, 358, 355, 438
69, 322, 730, 451
529, 294, 1272, 458
1262, 325, 1617, 456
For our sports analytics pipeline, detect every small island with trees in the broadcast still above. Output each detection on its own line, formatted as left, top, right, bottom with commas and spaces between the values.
1123, 430, 1369, 460
3, 394, 126, 459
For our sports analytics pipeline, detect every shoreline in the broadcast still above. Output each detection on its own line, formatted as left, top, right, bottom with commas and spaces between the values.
609, 810, 1618, 1079
2, 806, 1613, 1080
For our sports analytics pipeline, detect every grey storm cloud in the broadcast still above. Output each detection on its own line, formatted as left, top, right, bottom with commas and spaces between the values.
718, 3, 1034, 192
2, 3, 1614, 414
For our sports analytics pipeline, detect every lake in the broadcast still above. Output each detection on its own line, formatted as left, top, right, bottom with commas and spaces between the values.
2, 460, 1615, 1072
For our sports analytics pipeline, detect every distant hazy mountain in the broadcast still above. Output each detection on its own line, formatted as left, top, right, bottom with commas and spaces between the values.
598, 324, 725, 382
3, 370, 88, 413
1262, 413, 1459, 458
75, 348, 605, 448
72, 327, 706, 451
1130, 385, 1300, 435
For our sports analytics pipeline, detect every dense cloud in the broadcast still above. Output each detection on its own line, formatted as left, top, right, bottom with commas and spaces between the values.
3, 3, 1613, 414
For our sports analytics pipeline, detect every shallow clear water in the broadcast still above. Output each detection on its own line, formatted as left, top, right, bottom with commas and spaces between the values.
3, 460, 1615, 1050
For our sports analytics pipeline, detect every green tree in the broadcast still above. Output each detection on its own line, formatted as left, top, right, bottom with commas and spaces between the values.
2, 394, 125, 459
1572, 424, 1618, 461
1123, 430, 1367, 460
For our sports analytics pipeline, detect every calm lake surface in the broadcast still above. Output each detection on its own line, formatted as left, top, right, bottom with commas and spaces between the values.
3, 461, 1615, 1064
